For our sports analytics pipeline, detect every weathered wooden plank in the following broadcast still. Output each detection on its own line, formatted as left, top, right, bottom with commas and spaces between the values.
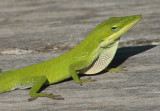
0, 0, 160, 111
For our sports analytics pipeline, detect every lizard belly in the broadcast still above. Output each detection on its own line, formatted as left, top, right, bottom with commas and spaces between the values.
82, 40, 119, 74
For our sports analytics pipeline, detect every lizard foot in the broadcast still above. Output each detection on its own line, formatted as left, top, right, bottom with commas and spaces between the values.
79, 77, 96, 86
28, 94, 64, 102
106, 67, 128, 73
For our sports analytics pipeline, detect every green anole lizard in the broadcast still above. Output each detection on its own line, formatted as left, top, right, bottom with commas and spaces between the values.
0, 15, 142, 101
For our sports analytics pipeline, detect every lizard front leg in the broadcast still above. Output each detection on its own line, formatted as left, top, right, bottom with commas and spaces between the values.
69, 61, 96, 86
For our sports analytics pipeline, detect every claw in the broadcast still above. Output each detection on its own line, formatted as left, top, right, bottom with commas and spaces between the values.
28, 97, 37, 102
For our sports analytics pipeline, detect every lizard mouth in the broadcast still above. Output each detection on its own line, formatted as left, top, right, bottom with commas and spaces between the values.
112, 15, 142, 42
106, 38, 120, 48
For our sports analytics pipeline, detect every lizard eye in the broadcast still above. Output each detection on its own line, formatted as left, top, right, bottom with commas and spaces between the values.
111, 26, 118, 30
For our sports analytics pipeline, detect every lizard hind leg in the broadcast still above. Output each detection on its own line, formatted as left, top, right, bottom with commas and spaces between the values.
28, 76, 64, 101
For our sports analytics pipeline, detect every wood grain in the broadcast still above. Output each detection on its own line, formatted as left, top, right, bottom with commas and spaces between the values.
0, 0, 160, 111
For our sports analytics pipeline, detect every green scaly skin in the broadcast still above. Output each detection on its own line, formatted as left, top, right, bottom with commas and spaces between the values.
0, 15, 142, 101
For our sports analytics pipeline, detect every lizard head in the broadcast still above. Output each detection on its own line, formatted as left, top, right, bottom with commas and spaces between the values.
94, 15, 142, 48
